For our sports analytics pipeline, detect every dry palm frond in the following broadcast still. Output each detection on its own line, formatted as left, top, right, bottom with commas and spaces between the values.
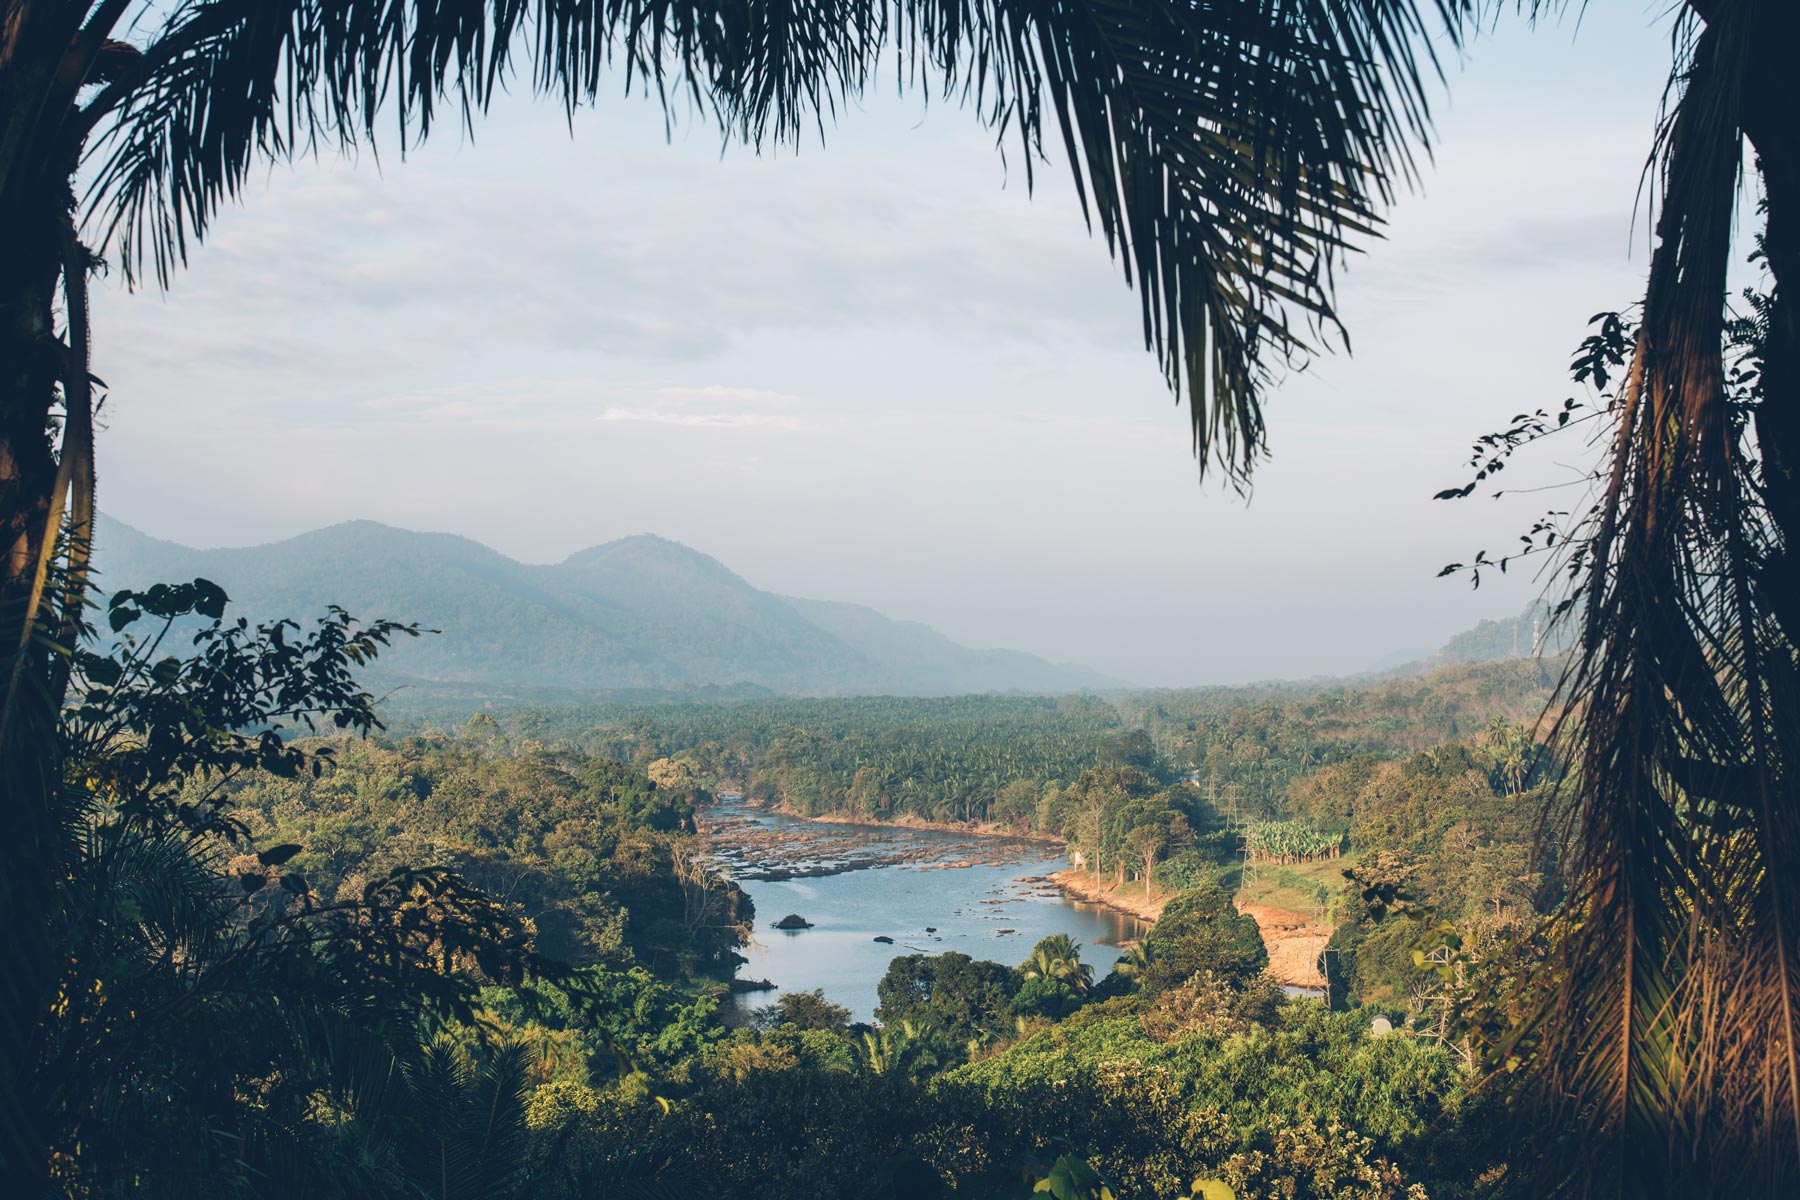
1497, 5, 1800, 1195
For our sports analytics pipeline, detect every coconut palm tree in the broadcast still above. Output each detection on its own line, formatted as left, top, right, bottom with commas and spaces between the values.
0, 0, 1455, 642
1481, 716, 1533, 797
1462, 6, 1800, 1198
1110, 939, 1158, 990
858, 1019, 941, 1079
1021, 932, 1094, 993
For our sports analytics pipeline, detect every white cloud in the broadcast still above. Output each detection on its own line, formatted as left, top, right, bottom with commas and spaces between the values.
655, 385, 805, 406
597, 406, 812, 431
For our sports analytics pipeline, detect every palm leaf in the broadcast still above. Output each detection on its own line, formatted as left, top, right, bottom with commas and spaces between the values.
78, 0, 1459, 480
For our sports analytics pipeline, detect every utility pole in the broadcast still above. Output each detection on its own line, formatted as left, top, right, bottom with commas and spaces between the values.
1237, 830, 1257, 892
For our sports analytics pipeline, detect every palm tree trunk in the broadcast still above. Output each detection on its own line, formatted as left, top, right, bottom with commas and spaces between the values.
1739, 12, 1800, 1166
0, 192, 64, 614
0, 167, 76, 1196
1744, 30, 1800, 581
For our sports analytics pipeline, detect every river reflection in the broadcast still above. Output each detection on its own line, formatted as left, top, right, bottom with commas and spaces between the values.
709, 804, 1145, 1024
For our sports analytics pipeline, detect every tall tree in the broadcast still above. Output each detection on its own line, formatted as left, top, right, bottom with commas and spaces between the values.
1020, 932, 1094, 993
1491, 5, 1800, 1197
1420, 5, 1799, 1193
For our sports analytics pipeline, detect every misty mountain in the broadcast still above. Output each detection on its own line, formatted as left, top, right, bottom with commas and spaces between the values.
783, 596, 1118, 696
92, 516, 1118, 696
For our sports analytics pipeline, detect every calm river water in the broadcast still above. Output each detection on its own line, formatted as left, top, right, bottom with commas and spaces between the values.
711, 804, 1145, 1023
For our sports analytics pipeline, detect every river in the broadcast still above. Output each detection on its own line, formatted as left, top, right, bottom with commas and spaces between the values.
706, 803, 1145, 1023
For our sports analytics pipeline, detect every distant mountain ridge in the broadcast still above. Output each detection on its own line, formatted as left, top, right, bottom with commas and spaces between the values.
92, 516, 1119, 696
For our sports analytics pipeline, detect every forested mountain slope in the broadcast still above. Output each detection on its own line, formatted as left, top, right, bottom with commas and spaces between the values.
93, 516, 1116, 695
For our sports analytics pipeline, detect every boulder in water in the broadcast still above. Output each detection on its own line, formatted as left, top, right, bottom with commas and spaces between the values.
773, 913, 814, 930
873, 935, 895, 944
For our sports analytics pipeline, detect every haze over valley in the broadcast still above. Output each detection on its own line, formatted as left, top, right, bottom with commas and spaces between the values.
97, 514, 1551, 699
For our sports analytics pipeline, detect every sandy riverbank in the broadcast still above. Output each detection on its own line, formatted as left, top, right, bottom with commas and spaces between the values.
1235, 903, 1331, 989
1046, 868, 1168, 923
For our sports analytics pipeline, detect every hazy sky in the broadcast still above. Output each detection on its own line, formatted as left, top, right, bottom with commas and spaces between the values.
90, 7, 1701, 686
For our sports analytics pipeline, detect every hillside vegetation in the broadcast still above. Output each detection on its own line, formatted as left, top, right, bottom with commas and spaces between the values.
439, 656, 1559, 828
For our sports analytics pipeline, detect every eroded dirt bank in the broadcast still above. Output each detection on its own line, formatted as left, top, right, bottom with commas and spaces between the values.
1236, 903, 1331, 989
1043, 871, 1332, 988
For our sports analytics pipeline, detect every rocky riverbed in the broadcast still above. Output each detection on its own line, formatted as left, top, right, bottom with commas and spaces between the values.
699, 807, 1045, 881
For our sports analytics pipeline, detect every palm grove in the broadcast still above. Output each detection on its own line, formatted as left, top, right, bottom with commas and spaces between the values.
2, 1, 1797, 1198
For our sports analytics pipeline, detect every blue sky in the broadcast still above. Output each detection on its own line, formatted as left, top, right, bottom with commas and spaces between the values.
89, 5, 1713, 685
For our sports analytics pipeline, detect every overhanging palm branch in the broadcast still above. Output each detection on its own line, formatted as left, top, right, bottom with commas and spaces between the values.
75, 0, 1459, 481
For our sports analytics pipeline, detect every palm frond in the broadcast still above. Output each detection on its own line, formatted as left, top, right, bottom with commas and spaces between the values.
79, 0, 1460, 480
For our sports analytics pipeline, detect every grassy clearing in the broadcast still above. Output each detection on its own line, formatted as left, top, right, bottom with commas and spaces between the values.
1233, 856, 1359, 918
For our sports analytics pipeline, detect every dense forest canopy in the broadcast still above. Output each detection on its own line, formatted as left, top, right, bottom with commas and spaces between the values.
213, 735, 751, 975
376, 657, 1565, 1014
399, 656, 1559, 828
